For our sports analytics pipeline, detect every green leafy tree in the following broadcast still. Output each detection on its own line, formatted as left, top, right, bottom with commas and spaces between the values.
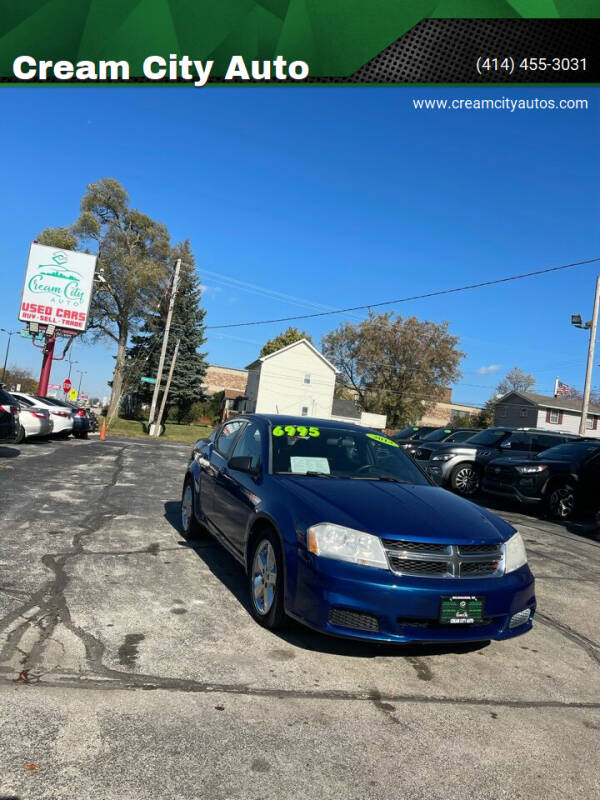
2, 365, 38, 393
39, 179, 171, 418
259, 327, 313, 358
125, 240, 208, 422
471, 398, 496, 429
321, 312, 464, 428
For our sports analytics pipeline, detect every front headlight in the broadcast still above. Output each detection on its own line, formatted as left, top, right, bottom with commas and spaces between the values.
307, 523, 388, 569
516, 464, 547, 474
431, 453, 454, 462
504, 531, 528, 573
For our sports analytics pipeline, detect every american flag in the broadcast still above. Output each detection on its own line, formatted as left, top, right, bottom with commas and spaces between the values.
554, 380, 573, 398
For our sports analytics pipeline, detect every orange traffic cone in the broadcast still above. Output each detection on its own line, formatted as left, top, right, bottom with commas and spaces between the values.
100, 418, 106, 441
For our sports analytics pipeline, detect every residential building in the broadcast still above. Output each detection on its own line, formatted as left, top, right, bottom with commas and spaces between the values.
493, 391, 600, 438
244, 339, 387, 428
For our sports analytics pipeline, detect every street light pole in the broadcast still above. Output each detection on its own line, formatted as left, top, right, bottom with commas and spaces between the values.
572, 275, 600, 436
76, 370, 87, 395
0, 328, 17, 382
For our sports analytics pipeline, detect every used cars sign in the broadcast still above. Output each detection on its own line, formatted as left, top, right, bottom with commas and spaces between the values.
19, 243, 97, 333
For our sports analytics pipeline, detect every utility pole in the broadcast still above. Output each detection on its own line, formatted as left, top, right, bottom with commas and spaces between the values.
148, 259, 182, 433
153, 338, 180, 437
1, 328, 17, 383
77, 370, 87, 395
578, 275, 600, 436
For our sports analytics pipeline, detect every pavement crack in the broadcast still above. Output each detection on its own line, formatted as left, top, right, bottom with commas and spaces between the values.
535, 612, 600, 668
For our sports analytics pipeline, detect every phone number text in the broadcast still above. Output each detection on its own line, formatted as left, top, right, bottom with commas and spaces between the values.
476, 57, 587, 75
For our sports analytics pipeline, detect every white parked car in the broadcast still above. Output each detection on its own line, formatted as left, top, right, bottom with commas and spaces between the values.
13, 401, 53, 443
11, 391, 73, 438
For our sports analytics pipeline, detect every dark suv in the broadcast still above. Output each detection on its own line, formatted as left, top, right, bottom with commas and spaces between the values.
427, 428, 579, 497
391, 426, 438, 451
401, 427, 480, 458
482, 440, 600, 519
0, 384, 19, 444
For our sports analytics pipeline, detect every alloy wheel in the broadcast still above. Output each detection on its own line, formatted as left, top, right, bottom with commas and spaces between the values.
549, 486, 575, 519
251, 540, 277, 615
454, 466, 479, 495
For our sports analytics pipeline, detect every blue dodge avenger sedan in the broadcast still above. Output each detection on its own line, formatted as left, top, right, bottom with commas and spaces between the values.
181, 415, 535, 644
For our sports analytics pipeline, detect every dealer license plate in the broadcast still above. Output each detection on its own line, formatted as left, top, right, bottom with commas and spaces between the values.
440, 596, 484, 625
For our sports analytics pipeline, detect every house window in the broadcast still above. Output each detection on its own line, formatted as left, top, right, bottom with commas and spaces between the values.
549, 410, 559, 424
520, 407, 528, 418
301, 406, 309, 416
586, 415, 596, 430
304, 373, 311, 384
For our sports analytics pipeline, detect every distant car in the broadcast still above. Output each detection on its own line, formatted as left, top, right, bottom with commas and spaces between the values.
182, 414, 536, 644
413, 428, 480, 467
482, 440, 600, 520
0, 384, 19, 444
391, 425, 438, 451
41, 397, 91, 439
427, 428, 580, 497
12, 399, 53, 443
87, 409, 99, 432
10, 392, 74, 438
403, 426, 480, 458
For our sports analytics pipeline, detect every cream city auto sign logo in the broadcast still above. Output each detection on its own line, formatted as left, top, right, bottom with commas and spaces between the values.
28, 251, 85, 307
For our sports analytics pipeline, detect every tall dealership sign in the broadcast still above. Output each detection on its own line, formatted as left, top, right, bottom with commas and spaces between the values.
19, 244, 97, 333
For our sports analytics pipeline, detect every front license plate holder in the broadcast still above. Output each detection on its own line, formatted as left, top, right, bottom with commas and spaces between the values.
440, 595, 484, 625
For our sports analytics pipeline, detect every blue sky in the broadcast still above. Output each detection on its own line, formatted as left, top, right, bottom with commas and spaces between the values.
0, 86, 598, 405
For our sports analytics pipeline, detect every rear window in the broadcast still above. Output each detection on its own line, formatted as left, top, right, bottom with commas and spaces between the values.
0, 387, 16, 405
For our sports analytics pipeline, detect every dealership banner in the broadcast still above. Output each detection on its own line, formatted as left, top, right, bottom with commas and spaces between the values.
19, 244, 97, 334
1, 1, 599, 84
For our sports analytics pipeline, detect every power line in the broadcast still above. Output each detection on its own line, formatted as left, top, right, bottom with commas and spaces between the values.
205, 256, 600, 330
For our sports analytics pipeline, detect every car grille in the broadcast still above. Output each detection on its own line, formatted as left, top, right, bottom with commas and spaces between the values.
486, 466, 516, 482
328, 608, 380, 632
382, 539, 503, 579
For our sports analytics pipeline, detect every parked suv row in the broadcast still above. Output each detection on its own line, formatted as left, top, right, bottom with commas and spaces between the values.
424, 428, 580, 497
482, 439, 600, 520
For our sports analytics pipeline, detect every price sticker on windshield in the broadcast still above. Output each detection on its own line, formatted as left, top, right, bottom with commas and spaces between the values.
366, 433, 399, 447
272, 425, 320, 438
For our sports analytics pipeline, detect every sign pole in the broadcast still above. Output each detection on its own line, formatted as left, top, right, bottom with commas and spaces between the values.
37, 336, 56, 395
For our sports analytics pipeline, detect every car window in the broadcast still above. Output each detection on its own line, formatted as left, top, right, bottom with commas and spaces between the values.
538, 443, 600, 462
215, 421, 244, 457
532, 433, 565, 452
271, 425, 429, 483
231, 423, 262, 471
504, 432, 532, 450
467, 429, 510, 446
447, 430, 476, 442
421, 428, 453, 442
13, 394, 34, 406
393, 426, 422, 439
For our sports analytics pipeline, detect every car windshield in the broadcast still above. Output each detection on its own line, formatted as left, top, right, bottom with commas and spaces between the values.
36, 395, 69, 406
447, 430, 477, 442
271, 424, 430, 483
537, 443, 600, 462
421, 428, 454, 442
465, 429, 509, 446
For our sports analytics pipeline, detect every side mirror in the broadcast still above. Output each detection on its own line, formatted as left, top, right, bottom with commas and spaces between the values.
500, 441, 511, 448
228, 455, 259, 475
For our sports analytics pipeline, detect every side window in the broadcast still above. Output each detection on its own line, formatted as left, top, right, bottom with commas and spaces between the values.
230, 423, 262, 471
532, 434, 560, 452
215, 421, 244, 458
504, 432, 532, 451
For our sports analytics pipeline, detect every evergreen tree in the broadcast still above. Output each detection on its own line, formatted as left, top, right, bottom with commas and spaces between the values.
125, 240, 207, 421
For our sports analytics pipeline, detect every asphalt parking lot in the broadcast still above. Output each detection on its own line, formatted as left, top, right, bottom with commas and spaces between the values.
1, 436, 599, 800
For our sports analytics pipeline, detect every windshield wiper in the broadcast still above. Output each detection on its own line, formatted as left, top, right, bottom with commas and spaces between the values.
371, 475, 410, 483
304, 471, 335, 478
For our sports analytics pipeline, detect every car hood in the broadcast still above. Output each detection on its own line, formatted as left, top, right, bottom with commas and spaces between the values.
274, 476, 513, 544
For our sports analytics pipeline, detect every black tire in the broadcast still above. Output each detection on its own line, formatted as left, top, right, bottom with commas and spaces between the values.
181, 477, 203, 539
450, 462, 480, 497
14, 425, 26, 445
74, 431, 88, 440
546, 480, 577, 520
248, 529, 287, 630
57, 430, 70, 440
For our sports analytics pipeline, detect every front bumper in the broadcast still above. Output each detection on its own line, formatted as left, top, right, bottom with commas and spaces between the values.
482, 476, 545, 504
290, 553, 536, 644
